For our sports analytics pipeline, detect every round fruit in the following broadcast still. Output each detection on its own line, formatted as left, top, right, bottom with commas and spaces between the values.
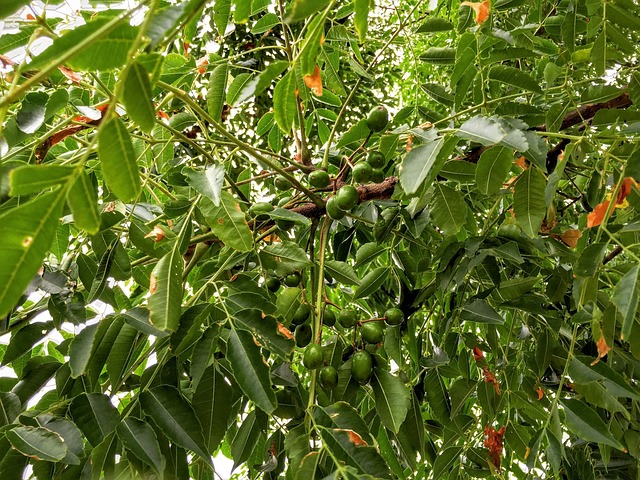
308, 170, 331, 188
323, 308, 336, 327
337, 309, 358, 328
274, 175, 293, 191
351, 350, 373, 384
249, 202, 274, 221
295, 324, 312, 348
276, 219, 295, 231
325, 196, 346, 220
385, 307, 404, 326
370, 168, 385, 184
361, 322, 384, 344
335, 185, 359, 211
352, 162, 373, 184
366, 105, 389, 132
319, 366, 339, 390
265, 277, 281, 292
292, 303, 311, 325
277, 196, 292, 207
284, 272, 301, 287
367, 151, 386, 169
303, 343, 324, 370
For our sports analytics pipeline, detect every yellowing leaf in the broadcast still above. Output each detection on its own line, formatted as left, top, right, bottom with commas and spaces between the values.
303, 65, 323, 96
461, 0, 490, 25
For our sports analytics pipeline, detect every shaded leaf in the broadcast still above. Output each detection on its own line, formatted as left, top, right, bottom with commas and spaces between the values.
193, 365, 234, 451
430, 184, 468, 236
489, 65, 542, 93
6, 426, 67, 462
371, 369, 410, 433
460, 299, 504, 324
561, 399, 625, 450
98, 116, 141, 202
611, 265, 639, 340
69, 393, 120, 447
116, 418, 164, 474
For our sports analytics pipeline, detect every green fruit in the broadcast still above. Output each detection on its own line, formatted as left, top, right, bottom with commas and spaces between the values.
352, 162, 373, 184
325, 196, 346, 220
277, 196, 292, 207
338, 309, 358, 328
249, 201, 274, 216
385, 307, 404, 326
265, 277, 281, 292
274, 175, 293, 191
370, 168, 385, 183
366, 105, 389, 132
335, 185, 359, 211
295, 324, 312, 348
284, 272, 301, 287
351, 350, 373, 384
303, 343, 324, 370
309, 170, 331, 188
276, 219, 295, 231
292, 303, 311, 325
361, 322, 384, 344
319, 366, 339, 390
367, 151, 386, 169
323, 308, 336, 327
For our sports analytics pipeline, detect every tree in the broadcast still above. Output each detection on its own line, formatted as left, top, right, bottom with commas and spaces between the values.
0, 0, 639, 478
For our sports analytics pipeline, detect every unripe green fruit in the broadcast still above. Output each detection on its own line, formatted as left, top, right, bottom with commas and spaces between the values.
292, 303, 311, 325
385, 307, 404, 326
274, 175, 292, 191
326, 196, 346, 220
319, 366, 339, 390
303, 343, 324, 370
366, 105, 389, 132
277, 196, 292, 207
265, 277, 281, 292
352, 162, 373, 184
351, 350, 373, 384
284, 272, 301, 287
294, 324, 312, 348
249, 202, 274, 221
370, 168, 385, 184
338, 309, 358, 328
367, 151, 386, 169
308, 170, 331, 188
323, 308, 336, 327
335, 185, 359, 211
361, 322, 384, 344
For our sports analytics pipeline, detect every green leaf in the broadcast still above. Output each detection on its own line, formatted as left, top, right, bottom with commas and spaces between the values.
233, 0, 251, 23
416, 17, 454, 33
67, 170, 100, 235
422, 83, 454, 106
106, 323, 139, 390
193, 365, 235, 451
227, 73, 254, 106
355, 267, 389, 300
28, 18, 138, 71
233, 310, 295, 357
489, 65, 542, 93
300, 15, 325, 76
121, 61, 155, 132
200, 192, 252, 252
574, 243, 607, 277
9, 165, 75, 196
184, 164, 225, 206
259, 242, 313, 276
69, 393, 120, 447
432, 446, 462, 479
475, 146, 512, 195
231, 409, 262, 469
148, 242, 184, 332
513, 167, 546, 237
285, 0, 331, 23
457, 116, 506, 145
98, 116, 141, 202
0, 190, 65, 318
2, 322, 53, 366
354, 0, 370, 43
227, 328, 277, 413
0, 392, 21, 427
430, 184, 468, 236
207, 63, 229, 120
460, 299, 504, 324
421, 47, 456, 64
0, 0, 30, 20
268, 207, 312, 226
424, 369, 451, 422
6, 426, 67, 463
252, 13, 280, 33
325, 260, 360, 286
611, 265, 639, 340
140, 385, 211, 462
399, 138, 445, 194
213, 0, 231, 34
116, 418, 165, 475
440, 160, 476, 184
68, 323, 99, 378
371, 368, 410, 433
273, 70, 297, 133
561, 399, 625, 450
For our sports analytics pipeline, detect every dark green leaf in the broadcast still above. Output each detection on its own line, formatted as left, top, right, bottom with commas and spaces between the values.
513, 167, 546, 237
324, 260, 360, 286
430, 184, 468, 236
561, 399, 625, 450
611, 265, 639, 340
193, 365, 234, 451
475, 146, 512, 195
371, 369, 410, 433
285, 0, 331, 23
354, 267, 389, 300
6, 426, 67, 462
416, 17, 454, 33
460, 299, 504, 324
98, 116, 141, 202
489, 65, 542, 93
121, 61, 155, 132
116, 418, 164, 474
69, 393, 120, 447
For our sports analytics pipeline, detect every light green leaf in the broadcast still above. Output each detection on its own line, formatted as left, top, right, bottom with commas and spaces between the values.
116, 418, 164, 475
355, 267, 389, 300
285, 0, 331, 23
421, 47, 456, 64
325, 260, 360, 286
457, 116, 506, 145
6, 426, 67, 463
9, 165, 75, 196
227, 328, 277, 413
513, 166, 546, 237
0, 0, 30, 20
148, 242, 183, 332
269, 207, 312, 226
489, 65, 542, 93
233, 0, 251, 23
430, 184, 468, 236
416, 17, 454, 33
273, 70, 297, 132
611, 265, 639, 340
235, 61, 290, 105
140, 385, 211, 462
252, 13, 280, 33
475, 146, 513, 195
67, 170, 100, 235
184, 164, 225, 206
561, 399, 625, 450
398, 138, 444, 194
460, 299, 504, 324
69, 393, 120, 447
200, 191, 252, 252
0, 190, 65, 318
227, 73, 254, 106
98, 116, 141, 202
371, 369, 410, 433
121, 61, 155, 132
213, 0, 231, 35
354, 0, 370, 43
300, 15, 325, 76
259, 241, 313, 276
207, 63, 229, 120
